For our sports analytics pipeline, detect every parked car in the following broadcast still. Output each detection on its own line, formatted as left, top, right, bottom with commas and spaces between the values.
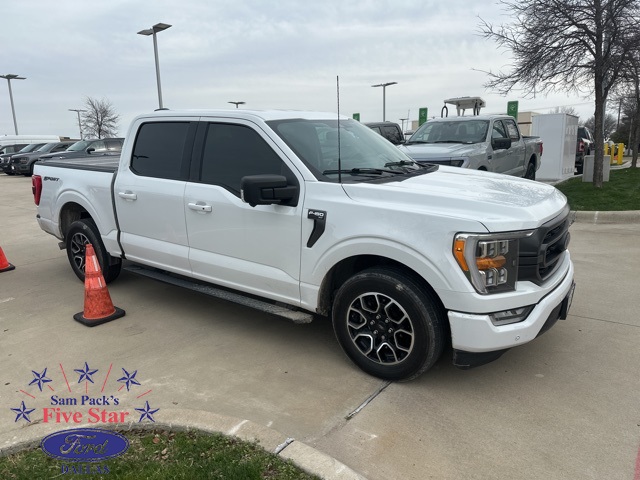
0, 143, 45, 175
365, 122, 405, 145
0, 144, 28, 156
32, 109, 575, 381
575, 126, 594, 174
39, 138, 124, 161
398, 115, 543, 179
9, 141, 76, 176
0, 135, 61, 147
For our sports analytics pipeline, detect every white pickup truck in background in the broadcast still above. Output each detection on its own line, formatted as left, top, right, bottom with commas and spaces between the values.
399, 114, 543, 180
33, 109, 575, 380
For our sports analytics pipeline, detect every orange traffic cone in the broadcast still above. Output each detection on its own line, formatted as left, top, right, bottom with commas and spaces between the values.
0, 246, 15, 273
73, 244, 125, 327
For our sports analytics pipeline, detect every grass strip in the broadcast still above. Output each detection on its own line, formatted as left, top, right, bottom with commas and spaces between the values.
555, 167, 640, 211
0, 429, 321, 480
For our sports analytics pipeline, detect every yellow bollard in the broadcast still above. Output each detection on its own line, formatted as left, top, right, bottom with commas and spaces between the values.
605, 144, 615, 165
616, 143, 624, 165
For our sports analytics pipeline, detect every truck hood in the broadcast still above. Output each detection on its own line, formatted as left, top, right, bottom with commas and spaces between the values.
398, 143, 478, 161
341, 166, 568, 232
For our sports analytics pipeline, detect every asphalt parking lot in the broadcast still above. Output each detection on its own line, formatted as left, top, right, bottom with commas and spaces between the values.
1, 173, 639, 479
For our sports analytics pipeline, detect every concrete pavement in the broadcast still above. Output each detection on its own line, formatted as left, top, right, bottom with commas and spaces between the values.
1, 173, 639, 479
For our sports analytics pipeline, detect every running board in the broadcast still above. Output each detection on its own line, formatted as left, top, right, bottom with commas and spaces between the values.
124, 264, 313, 324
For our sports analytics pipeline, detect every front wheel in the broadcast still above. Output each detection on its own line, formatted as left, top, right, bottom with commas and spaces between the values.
332, 268, 445, 381
66, 219, 122, 283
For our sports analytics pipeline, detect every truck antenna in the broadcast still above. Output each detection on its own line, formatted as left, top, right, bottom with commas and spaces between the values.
336, 75, 342, 184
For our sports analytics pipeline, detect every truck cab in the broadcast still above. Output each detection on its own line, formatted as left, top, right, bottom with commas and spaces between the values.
398, 97, 542, 179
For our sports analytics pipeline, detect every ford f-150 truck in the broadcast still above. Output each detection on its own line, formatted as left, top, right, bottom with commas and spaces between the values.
399, 115, 543, 180
33, 109, 575, 380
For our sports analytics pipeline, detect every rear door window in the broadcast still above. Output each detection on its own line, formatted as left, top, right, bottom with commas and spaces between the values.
380, 125, 403, 144
503, 118, 520, 140
130, 122, 192, 180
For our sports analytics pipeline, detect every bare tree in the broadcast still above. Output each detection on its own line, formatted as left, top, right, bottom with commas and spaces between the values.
479, 0, 640, 187
548, 106, 580, 120
81, 97, 120, 139
584, 113, 617, 139
612, 45, 640, 168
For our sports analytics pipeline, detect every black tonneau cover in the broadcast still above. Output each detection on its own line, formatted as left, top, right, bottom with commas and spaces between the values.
38, 154, 120, 173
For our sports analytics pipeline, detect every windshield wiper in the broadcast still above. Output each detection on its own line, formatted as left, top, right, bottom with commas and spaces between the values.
384, 160, 418, 168
404, 140, 430, 145
322, 167, 400, 176
434, 140, 464, 144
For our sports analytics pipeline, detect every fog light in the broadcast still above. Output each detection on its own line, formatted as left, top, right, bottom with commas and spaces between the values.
490, 306, 534, 326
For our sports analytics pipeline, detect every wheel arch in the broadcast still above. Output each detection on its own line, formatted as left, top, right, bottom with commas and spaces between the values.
59, 202, 92, 240
316, 254, 446, 318
529, 154, 538, 170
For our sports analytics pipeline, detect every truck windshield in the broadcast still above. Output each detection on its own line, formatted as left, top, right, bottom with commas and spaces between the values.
36, 143, 58, 152
407, 120, 489, 145
66, 141, 91, 151
267, 118, 423, 182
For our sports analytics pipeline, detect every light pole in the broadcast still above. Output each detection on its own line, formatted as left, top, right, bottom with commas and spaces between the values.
1, 74, 26, 135
69, 109, 86, 139
137, 23, 172, 109
228, 101, 245, 108
399, 117, 408, 133
371, 81, 397, 121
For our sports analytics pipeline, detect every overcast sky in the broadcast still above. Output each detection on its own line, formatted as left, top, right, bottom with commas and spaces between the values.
1, 0, 597, 138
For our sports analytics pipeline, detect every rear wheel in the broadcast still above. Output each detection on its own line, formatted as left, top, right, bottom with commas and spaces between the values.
332, 268, 445, 381
524, 161, 536, 180
66, 219, 121, 283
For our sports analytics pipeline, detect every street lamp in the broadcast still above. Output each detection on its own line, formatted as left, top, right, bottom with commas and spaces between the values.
371, 81, 397, 122
137, 22, 172, 109
399, 117, 408, 133
228, 101, 245, 108
1, 74, 26, 135
69, 109, 86, 139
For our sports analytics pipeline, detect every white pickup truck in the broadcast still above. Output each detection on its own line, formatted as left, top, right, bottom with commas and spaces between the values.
399, 115, 543, 180
33, 109, 575, 380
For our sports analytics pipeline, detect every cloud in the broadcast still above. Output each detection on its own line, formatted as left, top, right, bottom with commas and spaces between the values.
0, 0, 595, 136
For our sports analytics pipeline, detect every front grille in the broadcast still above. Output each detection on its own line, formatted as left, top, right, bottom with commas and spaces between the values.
518, 205, 571, 285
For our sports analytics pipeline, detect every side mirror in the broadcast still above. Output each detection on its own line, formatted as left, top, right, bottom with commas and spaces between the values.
86, 147, 96, 154
241, 174, 298, 207
492, 137, 512, 150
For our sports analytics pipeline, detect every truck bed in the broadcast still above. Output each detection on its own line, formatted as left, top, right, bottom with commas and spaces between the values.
38, 154, 120, 173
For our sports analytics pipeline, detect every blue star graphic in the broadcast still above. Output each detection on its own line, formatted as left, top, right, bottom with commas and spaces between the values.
74, 362, 98, 384
135, 401, 159, 423
117, 368, 141, 391
28, 368, 52, 392
11, 401, 36, 423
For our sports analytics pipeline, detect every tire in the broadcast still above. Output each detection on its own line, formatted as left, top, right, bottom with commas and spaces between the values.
332, 268, 445, 381
524, 162, 536, 180
66, 219, 122, 283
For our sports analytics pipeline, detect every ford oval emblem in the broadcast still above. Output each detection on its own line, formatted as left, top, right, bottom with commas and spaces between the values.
41, 428, 129, 462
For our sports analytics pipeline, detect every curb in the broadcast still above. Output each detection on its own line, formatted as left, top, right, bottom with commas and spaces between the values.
572, 210, 640, 224
0, 409, 367, 480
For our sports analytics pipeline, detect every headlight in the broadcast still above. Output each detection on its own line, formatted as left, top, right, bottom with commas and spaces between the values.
453, 231, 534, 294
449, 158, 465, 167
